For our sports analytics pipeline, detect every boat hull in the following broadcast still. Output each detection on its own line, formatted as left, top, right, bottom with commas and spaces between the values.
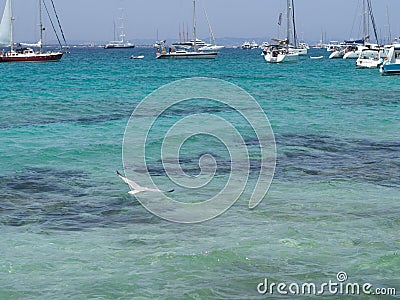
291, 48, 307, 56
156, 52, 218, 59
380, 63, 400, 74
0, 52, 63, 62
329, 50, 344, 59
264, 52, 298, 63
343, 51, 360, 59
198, 45, 224, 51
356, 59, 382, 69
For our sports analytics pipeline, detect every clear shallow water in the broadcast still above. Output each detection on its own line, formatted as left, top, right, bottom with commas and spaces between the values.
0, 48, 399, 299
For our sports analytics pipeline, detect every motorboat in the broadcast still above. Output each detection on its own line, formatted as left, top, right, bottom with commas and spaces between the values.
356, 47, 383, 68
380, 44, 400, 74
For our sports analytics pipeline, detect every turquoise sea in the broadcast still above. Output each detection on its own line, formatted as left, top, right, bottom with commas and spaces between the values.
0, 48, 399, 299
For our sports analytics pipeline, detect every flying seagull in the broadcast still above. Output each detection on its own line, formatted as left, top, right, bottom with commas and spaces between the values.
116, 170, 174, 195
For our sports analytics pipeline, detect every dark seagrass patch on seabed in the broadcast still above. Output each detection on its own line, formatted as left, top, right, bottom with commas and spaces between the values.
275, 133, 400, 187
0, 168, 157, 231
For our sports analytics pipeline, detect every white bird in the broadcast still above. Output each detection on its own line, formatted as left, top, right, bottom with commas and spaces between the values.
116, 170, 174, 195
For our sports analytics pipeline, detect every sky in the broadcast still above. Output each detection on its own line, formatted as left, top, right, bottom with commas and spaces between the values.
4, 0, 400, 45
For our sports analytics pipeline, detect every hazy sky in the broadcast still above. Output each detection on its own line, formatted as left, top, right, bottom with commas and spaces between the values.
4, 0, 400, 44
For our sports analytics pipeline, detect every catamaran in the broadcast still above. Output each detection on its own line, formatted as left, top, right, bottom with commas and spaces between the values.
0, 0, 66, 62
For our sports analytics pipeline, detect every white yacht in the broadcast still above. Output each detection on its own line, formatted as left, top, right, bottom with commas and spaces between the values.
356, 48, 383, 68
173, 39, 207, 50
198, 44, 224, 51
250, 41, 259, 49
290, 41, 309, 56
156, 0, 217, 59
241, 41, 259, 49
241, 41, 251, 49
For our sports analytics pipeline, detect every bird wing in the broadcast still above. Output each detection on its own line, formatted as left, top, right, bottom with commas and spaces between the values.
142, 187, 171, 193
128, 190, 142, 195
117, 170, 175, 194
116, 170, 144, 191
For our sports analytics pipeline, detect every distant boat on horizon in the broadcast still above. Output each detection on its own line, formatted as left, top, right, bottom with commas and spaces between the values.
241, 41, 259, 49
156, 0, 217, 59
104, 6, 135, 49
0, 0, 66, 62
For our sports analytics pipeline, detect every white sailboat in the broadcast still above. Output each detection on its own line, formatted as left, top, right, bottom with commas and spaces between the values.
0, 0, 65, 62
104, 5, 135, 49
263, 0, 299, 63
355, 0, 385, 68
156, 0, 217, 59
345, 0, 383, 63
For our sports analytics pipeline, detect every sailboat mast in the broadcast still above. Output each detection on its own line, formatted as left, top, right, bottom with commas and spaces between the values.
113, 21, 116, 41
362, 0, 368, 43
291, 0, 297, 47
119, 7, 125, 43
193, 0, 197, 51
286, 0, 290, 47
386, 5, 392, 44
10, 0, 13, 51
39, 0, 43, 53
179, 23, 181, 43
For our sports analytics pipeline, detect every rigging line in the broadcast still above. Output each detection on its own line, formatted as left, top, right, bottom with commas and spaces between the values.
349, 0, 360, 40
49, 0, 67, 47
367, 0, 379, 44
42, 0, 62, 49
202, 3, 215, 44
